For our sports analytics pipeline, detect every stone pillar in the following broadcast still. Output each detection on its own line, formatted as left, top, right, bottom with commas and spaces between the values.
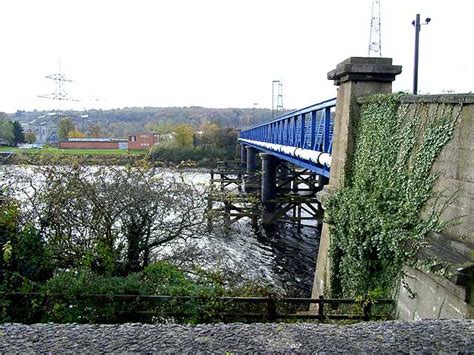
240, 144, 247, 168
260, 153, 278, 225
312, 57, 402, 299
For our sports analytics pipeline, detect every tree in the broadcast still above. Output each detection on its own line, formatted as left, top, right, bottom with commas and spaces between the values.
145, 121, 175, 134
87, 123, 101, 138
24, 132, 37, 144
11, 164, 207, 275
215, 127, 238, 149
12, 121, 25, 146
199, 122, 219, 148
174, 124, 194, 148
68, 130, 85, 138
0, 193, 52, 285
0, 118, 14, 145
58, 118, 75, 140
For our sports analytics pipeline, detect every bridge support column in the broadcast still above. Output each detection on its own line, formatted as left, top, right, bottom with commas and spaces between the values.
260, 153, 278, 225
316, 175, 329, 192
245, 146, 258, 192
240, 144, 247, 168
312, 57, 402, 300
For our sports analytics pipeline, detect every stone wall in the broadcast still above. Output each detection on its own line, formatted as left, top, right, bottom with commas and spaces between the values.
58, 141, 120, 149
311, 57, 473, 320
395, 94, 474, 320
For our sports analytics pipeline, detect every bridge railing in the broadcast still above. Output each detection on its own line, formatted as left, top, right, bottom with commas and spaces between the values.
239, 98, 336, 177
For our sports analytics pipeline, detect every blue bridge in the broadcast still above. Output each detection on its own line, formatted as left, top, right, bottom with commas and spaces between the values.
239, 98, 336, 178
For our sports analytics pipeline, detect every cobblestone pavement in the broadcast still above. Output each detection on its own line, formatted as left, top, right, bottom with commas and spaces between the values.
0, 320, 472, 353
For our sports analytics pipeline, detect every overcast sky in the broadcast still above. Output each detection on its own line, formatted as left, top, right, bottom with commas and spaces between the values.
0, 0, 472, 113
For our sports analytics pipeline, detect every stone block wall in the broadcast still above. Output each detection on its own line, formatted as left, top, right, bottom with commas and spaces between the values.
395, 94, 474, 319
311, 56, 473, 320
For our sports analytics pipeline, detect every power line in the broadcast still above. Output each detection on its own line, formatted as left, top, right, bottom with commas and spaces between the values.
272, 80, 283, 118
38, 59, 79, 106
368, 0, 382, 57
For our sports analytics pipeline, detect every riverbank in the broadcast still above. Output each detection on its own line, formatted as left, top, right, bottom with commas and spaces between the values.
0, 147, 235, 168
0, 147, 147, 165
0, 320, 471, 352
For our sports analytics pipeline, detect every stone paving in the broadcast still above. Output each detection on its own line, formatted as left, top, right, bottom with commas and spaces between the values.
0, 320, 472, 353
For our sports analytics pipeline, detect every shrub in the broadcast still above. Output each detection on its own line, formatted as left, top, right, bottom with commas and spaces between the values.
150, 146, 235, 167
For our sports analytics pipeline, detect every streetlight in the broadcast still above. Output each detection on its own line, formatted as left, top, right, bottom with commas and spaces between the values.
252, 103, 258, 123
412, 14, 431, 95
272, 80, 279, 118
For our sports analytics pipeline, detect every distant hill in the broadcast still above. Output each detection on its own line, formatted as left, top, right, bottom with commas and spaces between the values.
12, 106, 291, 138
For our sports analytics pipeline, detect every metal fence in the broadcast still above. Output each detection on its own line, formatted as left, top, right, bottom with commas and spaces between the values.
2, 292, 393, 323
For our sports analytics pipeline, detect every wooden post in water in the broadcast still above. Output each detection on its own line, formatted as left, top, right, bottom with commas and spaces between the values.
207, 169, 215, 232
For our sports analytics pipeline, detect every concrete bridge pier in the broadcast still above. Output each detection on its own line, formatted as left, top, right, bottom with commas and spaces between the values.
260, 153, 279, 226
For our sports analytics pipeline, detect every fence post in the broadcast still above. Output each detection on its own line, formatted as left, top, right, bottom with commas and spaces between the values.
318, 295, 324, 320
206, 170, 214, 232
267, 296, 277, 322
363, 301, 372, 321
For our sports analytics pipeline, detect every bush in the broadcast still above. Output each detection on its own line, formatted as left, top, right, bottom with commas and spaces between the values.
37, 262, 269, 324
150, 146, 235, 167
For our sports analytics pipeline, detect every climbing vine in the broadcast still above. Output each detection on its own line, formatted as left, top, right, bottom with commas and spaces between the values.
326, 93, 461, 298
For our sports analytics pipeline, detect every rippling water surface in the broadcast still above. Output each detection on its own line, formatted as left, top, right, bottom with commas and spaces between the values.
163, 169, 320, 296
1, 166, 320, 296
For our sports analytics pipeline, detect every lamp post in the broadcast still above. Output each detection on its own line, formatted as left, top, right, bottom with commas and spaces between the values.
272, 80, 279, 118
412, 14, 431, 95
252, 102, 258, 124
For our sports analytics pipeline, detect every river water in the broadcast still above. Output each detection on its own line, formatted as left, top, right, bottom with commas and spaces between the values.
0, 166, 320, 297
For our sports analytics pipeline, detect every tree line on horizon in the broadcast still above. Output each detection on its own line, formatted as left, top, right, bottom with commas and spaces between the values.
11, 106, 281, 139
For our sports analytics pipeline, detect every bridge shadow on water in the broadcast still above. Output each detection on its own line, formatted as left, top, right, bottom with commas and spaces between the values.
253, 223, 320, 297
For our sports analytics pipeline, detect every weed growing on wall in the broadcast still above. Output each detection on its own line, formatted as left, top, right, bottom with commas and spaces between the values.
326, 93, 461, 298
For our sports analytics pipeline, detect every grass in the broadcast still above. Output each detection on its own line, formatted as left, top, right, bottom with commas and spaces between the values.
0, 146, 147, 156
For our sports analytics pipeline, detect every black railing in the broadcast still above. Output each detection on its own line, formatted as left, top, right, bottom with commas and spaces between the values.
1, 292, 394, 323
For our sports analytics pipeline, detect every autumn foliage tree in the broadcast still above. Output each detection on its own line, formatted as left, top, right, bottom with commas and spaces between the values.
173, 124, 194, 148
58, 118, 75, 139
67, 129, 86, 138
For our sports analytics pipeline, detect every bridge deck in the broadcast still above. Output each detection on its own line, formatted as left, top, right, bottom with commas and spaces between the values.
239, 98, 336, 178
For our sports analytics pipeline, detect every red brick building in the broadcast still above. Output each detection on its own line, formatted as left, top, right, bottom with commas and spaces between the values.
128, 132, 160, 150
59, 138, 127, 149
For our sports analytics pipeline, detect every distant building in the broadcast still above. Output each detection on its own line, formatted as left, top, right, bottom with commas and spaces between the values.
23, 115, 58, 144
48, 132, 59, 145
58, 137, 128, 150
128, 132, 160, 150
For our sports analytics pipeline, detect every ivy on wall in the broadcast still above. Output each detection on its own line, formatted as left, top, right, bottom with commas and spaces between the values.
326, 93, 461, 298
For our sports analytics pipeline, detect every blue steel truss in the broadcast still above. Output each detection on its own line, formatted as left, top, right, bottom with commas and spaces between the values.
239, 98, 336, 178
